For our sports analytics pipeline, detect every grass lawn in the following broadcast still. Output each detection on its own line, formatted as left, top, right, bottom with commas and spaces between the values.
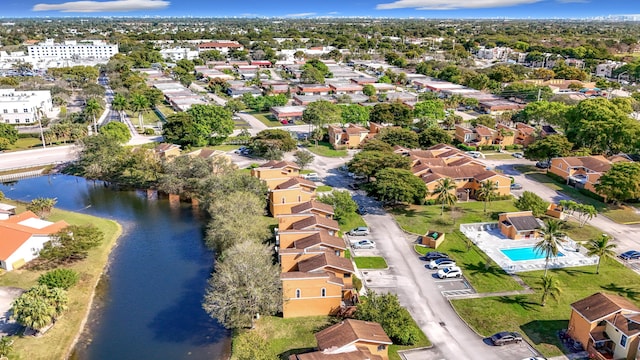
389, 200, 519, 235
563, 221, 604, 242
338, 212, 367, 235
451, 258, 640, 357
125, 109, 163, 127
154, 103, 175, 118
0, 165, 51, 176
6, 137, 43, 151
316, 185, 332, 192
304, 142, 348, 158
514, 165, 640, 224
483, 152, 516, 160
353, 256, 388, 269
0, 202, 121, 360
247, 111, 282, 128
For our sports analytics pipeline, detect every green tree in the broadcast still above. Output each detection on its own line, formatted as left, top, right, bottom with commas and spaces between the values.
293, 150, 314, 170
585, 234, 617, 274
540, 275, 561, 306
0, 123, 19, 150
340, 104, 370, 125
418, 127, 452, 148
302, 101, 342, 143
27, 198, 57, 219
224, 99, 246, 114
374, 168, 426, 204
515, 191, 549, 217
535, 219, 566, 277
187, 104, 235, 145
524, 135, 573, 161
0, 336, 14, 358
129, 93, 150, 132
11, 285, 68, 332
232, 331, 277, 360
470, 115, 495, 129
99, 121, 131, 144
250, 129, 297, 158
355, 291, 420, 345
362, 84, 376, 97
111, 93, 128, 122
77, 134, 128, 182
318, 190, 358, 223
348, 150, 411, 178
84, 98, 103, 134
595, 162, 640, 204
501, 82, 552, 102
376, 127, 419, 148
369, 103, 413, 127
203, 241, 281, 329
38, 269, 79, 290
477, 180, 498, 213
300, 66, 325, 84
432, 178, 457, 216
361, 139, 393, 152
517, 101, 570, 129
413, 100, 445, 121
39, 225, 104, 266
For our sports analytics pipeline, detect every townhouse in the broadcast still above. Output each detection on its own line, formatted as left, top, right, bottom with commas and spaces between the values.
454, 124, 517, 148
549, 155, 631, 195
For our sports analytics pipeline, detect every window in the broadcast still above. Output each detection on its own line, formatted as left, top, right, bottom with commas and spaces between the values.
621, 334, 628, 348
13, 109, 18, 113
297, 196, 301, 202
321, 288, 326, 297
2, 109, 7, 113
377, 345, 386, 351
343, 273, 349, 278
295, 289, 301, 298
23, 109, 29, 113
281, 197, 285, 204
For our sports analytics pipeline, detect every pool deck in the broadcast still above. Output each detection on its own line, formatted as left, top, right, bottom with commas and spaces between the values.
460, 222, 598, 273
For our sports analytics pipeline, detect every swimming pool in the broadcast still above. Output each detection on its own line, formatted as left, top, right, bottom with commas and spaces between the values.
501, 246, 565, 261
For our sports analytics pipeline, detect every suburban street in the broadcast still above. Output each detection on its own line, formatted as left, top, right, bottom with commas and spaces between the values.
0, 145, 78, 170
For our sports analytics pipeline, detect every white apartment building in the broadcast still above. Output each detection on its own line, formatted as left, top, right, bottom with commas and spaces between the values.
27, 39, 118, 61
0, 89, 53, 125
160, 47, 199, 61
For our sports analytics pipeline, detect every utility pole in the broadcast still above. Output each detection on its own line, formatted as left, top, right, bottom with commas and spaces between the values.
36, 106, 46, 149
536, 88, 542, 102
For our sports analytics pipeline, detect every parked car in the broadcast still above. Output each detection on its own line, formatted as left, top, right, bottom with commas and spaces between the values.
348, 227, 370, 236
512, 152, 524, 158
466, 151, 482, 158
490, 331, 523, 346
352, 239, 376, 249
234, 146, 247, 154
619, 250, 640, 260
437, 266, 462, 279
536, 161, 550, 169
420, 252, 449, 261
303, 173, 321, 181
428, 258, 456, 269
510, 183, 523, 190
521, 357, 545, 360
356, 206, 368, 215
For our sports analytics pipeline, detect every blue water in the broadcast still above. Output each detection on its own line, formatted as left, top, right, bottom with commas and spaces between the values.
0, 175, 230, 360
501, 246, 565, 261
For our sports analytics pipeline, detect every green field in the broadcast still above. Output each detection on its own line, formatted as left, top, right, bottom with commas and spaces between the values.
6, 137, 44, 151
124, 109, 163, 127
353, 256, 388, 269
338, 212, 367, 235
304, 141, 348, 158
247, 111, 282, 127
0, 201, 121, 360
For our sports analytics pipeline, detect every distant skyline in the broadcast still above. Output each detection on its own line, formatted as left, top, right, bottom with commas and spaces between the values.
1, 0, 639, 19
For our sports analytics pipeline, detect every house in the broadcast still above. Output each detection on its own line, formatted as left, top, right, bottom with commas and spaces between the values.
549, 156, 627, 195
327, 124, 369, 149
328, 82, 363, 95
289, 319, 392, 360
251, 160, 301, 190
154, 143, 181, 160
278, 213, 340, 236
454, 125, 498, 147
186, 148, 233, 171
293, 95, 335, 106
478, 99, 525, 115
546, 203, 567, 220
297, 84, 332, 96
271, 106, 305, 122
568, 292, 640, 360
515, 123, 537, 146
269, 177, 318, 216
280, 271, 348, 318
370, 83, 396, 94
226, 86, 262, 99
350, 77, 377, 85
196, 41, 243, 54
0, 211, 69, 270
498, 211, 542, 240
251, 60, 272, 68
0, 203, 16, 220
290, 200, 335, 219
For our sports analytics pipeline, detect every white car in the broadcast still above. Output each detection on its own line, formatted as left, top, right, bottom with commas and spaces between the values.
352, 239, 376, 249
437, 266, 463, 279
428, 258, 456, 269
348, 227, 370, 236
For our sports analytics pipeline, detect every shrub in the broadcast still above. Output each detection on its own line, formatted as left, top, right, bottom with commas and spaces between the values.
456, 143, 476, 152
352, 275, 362, 292
144, 128, 156, 135
37, 268, 79, 290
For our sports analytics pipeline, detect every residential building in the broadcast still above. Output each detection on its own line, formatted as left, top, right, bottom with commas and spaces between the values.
154, 143, 181, 160
514, 123, 537, 146
196, 41, 243, 54
226, 86, 262, 99
271, 106, 305, 122
0, 211, 69, 270
549, 155, 628, 195
596, 61, 624, 78
0, 88, 53, 124
269, 177, 318, 216
327, 82, 363, 95
350, 77, 377, 85
0, 203, 16, 220
289, 319, 392, 360
297, 84, 332, 96
478, 99, 526, 114
522, 79, 596, 93
568, 292, 640, 360
290, 200, 335, 219
251, 160, 301, 190
497, 211, 542, 240
160, 47, 199, 61
27, 39, 118, 61
293, 95, 335, 106
327, 124, 370, 149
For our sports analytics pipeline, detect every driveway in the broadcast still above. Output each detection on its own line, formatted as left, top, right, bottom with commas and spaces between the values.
0, 287, 25, 336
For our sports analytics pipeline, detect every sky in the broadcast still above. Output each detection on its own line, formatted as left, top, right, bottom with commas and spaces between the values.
1, 0, 640, 19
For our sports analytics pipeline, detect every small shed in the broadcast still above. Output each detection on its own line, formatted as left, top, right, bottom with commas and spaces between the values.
420, 230, 445, 249
546, 203, 567, 220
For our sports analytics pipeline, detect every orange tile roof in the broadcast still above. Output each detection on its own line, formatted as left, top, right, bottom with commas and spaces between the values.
297, 252, 354, 273
294, 231, 346, 250
291, 215, 340, 231
315, 319, 392, 350
0, 212, 69, 261
290, 200, 335, 215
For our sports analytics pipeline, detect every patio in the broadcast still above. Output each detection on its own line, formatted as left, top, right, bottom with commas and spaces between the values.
460, 222, 598, 273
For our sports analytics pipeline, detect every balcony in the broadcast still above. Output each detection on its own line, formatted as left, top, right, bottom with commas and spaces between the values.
588, 342, 614, 360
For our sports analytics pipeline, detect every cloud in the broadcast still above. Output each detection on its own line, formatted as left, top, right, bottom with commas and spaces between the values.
327, 11, 340, 15
376, 0, 541, 10
284, 12, 316, 17
33, 0, 169, 12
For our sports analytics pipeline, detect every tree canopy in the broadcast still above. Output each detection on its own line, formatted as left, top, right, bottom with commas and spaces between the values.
348, 150, 411, 178
163, 104, 234, 147
99, 121, 131, 144
373, 168, 426, 204
376, 127, 419, 148
595, 162, 640, 204
369, 103, 413, 127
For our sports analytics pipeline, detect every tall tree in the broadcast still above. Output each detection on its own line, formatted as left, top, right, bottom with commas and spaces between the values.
318, 190, 358, 223
111, 93, 128, 122
524, 135, 573, 162
515, 191, 549, 217
203, 241, 281, 329
432, 178, 457, 216
99, 121, 131, 144
585, 234, 617, 274
302, 100, 341, 144
595, 162, 640, 204
27, 198, 57, 219
129, 93, 150, 132
84, 98, 103, 134
376, 127, 419, 148
0, 123, 19, 150
476, 180, 498, 213
293, 150, 314, 170
418, 127, 452, 148
355, 291, 420, 345
413, 100, 446, 121
535, 219, 566, 277
369, 103, 413, 127
348, 150, 411, 179
374, 168, 426, 204
540, 275, 561, 306
340, 104, 370, 125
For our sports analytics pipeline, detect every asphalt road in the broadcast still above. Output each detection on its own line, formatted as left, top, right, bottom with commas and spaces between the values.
0, 145, 79, 170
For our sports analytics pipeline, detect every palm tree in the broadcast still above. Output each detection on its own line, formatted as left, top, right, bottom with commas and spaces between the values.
84, 98, 103, 134
432, 178, 457, 216
585, 234, 617, 274
476, 180, 498, 213
26, 197, 58, 219
534, 219, 566, 277
129, 94, 150, 132
540, 275, 561, 306
111, 93, 127, 122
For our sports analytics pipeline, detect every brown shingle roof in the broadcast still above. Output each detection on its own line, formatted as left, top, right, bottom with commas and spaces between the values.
291, 215, 340, 231
609, 313, 640, 336
292, 349, 381, 360
560, 156, 612, 174
571, 293, 640, 322
290, 200, 335, 215
475, 125, 495, 137
474, 170, 501, 181
315, 319, 392, 351
294, 231, 346, 250
505, 214, 540, 231
427, 165, 487, 180
275, 177, 318, 190
260, 160, 300, 170
297, 252, 354, 273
